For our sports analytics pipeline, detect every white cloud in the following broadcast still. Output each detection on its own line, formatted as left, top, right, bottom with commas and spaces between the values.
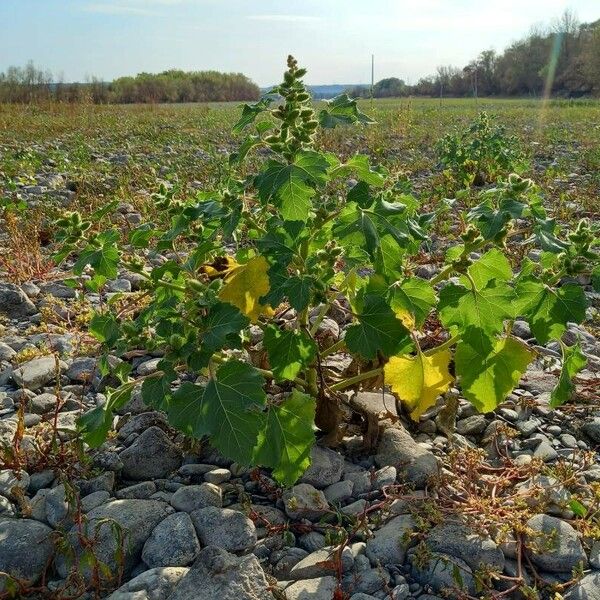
246, 15, 321, 23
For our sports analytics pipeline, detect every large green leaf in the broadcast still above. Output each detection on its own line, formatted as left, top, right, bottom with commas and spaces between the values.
255, 151, 329, 222
550, 342, 586, 408
166, 381, 207, 437
464, 248, 513, 289
345, 294, 410, 359
253, 390, 316, 486
202, 302, 249, 352
456, 334, 534, 413
202, 360, 267, 464
391, 277, 437, 329
264, 326, 316, 382
438, 280, 515, 338
516, 281, 588, 344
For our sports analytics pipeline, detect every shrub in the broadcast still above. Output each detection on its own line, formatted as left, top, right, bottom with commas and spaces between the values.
55, 57, 599, 486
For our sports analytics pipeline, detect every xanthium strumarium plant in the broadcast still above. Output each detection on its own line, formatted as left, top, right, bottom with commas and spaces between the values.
55, 56, 600, 486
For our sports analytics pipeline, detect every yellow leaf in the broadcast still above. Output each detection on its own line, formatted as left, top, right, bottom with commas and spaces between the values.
395, 309, 415, 330
385, 348, 454, 421
199, 255, 240, 280
218, 255, 274, 323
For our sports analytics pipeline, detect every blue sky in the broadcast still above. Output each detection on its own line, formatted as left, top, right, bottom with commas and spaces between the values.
1, 0, 599, 85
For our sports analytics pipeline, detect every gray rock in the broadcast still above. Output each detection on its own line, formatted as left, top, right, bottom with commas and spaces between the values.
589, 539, 600, 569
582, 418, 600, 443
375, 426, 439, 488
365, 514, 415, 566
0, 343, 16, 361
565, 572, 600, 600
12, 356, 65, 391
515, 475, 572, 510
107, 566, 189, 600
142, 512, 200, 568
66, 357, 98, 382
29, 392, 59, 414
116, 481, 157, 499
289, 546, 352, 579
191, 507, 256, 553
81, 491, 111, 512
284, 576, 337, 600
137, 358, 161, 376
341, 499, 368, 515
410, 551, 475, 595
0, 283, 37, 319
390, 583, 410, 600
345, 567, 389, 595
324, 480, 354, 503
300, 446, 344, 488
0, 469, 29, 500
533, 440, 559, 462
282, 484, 330, 520
456, 415, 487, 436
204, 468, 231, 485
120, 426, 182, 480
45, 484, 71, 528
525, 514, 587, 573
170, 483, 222, 512
116, 411, 168, 439
55, 499, 173, 581
167, 546, 273, 600
0, 496, 16, 518
0, 519, 55, 589
425, 521, 505, 572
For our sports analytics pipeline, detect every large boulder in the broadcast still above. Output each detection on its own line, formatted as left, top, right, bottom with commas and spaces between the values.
167, 546, 273, 600
0, 519, 55, 590
55, 499, 173, 581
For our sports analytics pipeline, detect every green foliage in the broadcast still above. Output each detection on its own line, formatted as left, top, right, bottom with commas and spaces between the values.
55, 57, 600, 486
437, 112, 527, 189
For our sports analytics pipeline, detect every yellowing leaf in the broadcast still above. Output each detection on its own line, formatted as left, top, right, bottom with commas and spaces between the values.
395, 309, 415, 330
385, 349, 454, 420
218, 256, 274, 322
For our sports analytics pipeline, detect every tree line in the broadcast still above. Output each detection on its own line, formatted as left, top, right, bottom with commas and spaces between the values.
348, 12, 600, 99
0, 64, 260, 104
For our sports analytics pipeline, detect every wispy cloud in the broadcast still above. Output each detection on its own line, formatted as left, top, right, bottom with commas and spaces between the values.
246, 15, 321, 23
83, 3, 158, 16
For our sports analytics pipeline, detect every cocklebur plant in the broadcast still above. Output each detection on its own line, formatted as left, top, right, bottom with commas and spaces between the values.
54, 57, 600, 486
437, 111, 528, 189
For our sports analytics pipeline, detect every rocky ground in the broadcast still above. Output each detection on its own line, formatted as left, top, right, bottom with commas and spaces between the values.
0, 109, 599, 599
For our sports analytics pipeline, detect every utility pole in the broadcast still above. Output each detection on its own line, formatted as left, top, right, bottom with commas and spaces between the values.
370, 54, 374, 109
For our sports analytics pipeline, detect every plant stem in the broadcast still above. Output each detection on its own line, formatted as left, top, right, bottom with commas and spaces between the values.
309, 302, 330, 336
329, 367, 382, 392
423, 333, 461, 355
320, 339, 346, 358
